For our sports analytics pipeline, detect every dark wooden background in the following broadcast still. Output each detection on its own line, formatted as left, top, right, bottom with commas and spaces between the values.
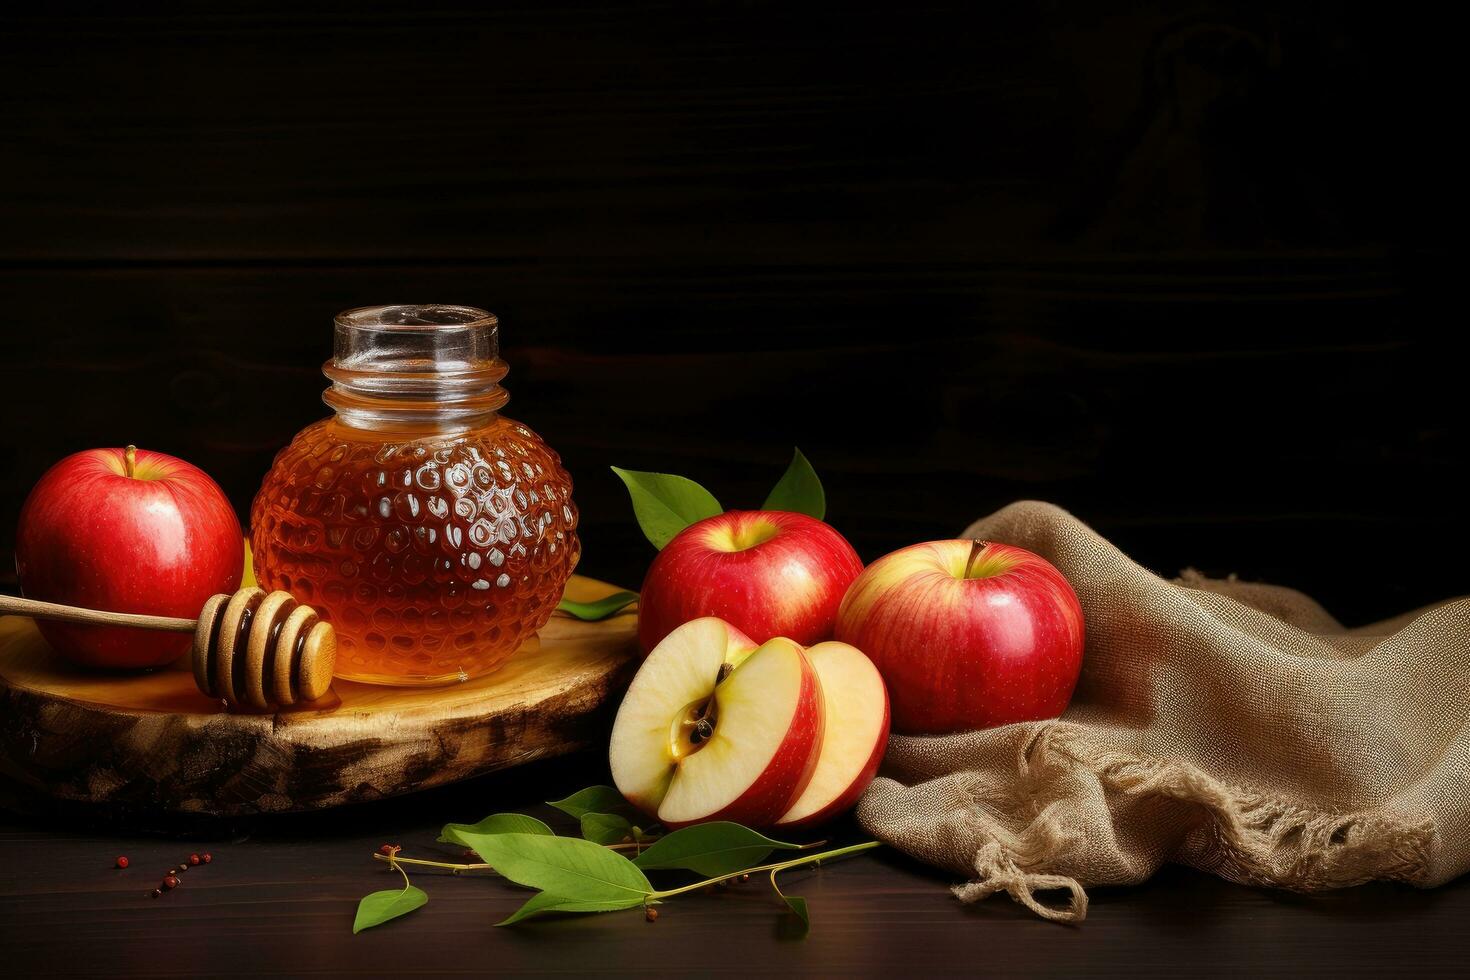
0, 1, 1457, 619
0, 4, 1463, 975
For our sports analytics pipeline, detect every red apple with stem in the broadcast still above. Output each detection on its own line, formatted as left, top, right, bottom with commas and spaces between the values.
637, 510, 864, 653
15, 445, 244, 669
835, 539, 1084, 735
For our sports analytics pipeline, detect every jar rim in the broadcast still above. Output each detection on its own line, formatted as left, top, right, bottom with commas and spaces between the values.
334, 304, 498, 332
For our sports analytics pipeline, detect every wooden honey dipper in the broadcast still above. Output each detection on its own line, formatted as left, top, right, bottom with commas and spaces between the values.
0, 588, 336, 710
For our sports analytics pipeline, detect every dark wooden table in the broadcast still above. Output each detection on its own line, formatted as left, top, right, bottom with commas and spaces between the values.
2, 750, 1465, 978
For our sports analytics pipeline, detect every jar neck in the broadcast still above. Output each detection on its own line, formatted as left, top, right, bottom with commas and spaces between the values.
322, 304, 508, 434
322, 358, 510, 433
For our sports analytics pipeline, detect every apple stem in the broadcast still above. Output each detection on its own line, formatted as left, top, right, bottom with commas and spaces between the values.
964, 539, 988, 579
124, 444, 138, 479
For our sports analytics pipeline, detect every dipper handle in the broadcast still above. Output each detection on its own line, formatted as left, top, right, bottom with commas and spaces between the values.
0, 594, 196, 632
0, 589, 337, 711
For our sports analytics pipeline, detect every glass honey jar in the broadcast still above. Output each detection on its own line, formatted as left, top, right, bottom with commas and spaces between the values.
250, 305, 580, 686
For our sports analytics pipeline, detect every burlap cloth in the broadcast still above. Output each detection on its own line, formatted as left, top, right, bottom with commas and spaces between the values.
855, 501, 1470, 922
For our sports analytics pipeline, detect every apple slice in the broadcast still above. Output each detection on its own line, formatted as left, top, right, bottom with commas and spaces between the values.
609, 617, 824, 830
775, 641, 889, 829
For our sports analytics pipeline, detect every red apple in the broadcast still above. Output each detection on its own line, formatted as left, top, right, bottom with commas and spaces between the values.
637, 510, 864, 653
609, 617, 824, 829
834, 539, 1084, 735
775, 641, 889, 829
15, 446, 244, 669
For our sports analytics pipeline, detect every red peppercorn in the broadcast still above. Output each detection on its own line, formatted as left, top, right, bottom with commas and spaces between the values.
115, 856, 129, 869
379, 844, 397, 855
202, 853, 212, 864
189, 854, 201, 866
163, 875, 179, 889
645, 907, 659, 922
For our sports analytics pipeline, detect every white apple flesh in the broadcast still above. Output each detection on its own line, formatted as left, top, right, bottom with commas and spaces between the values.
609, 617, 824, 830
776, 641, 889, 829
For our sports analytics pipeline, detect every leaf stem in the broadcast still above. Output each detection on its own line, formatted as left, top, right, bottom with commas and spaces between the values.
389, 854, 412, 891
375, 853, 495, 873
645, 840, 881, 900
372, 836, 656, 875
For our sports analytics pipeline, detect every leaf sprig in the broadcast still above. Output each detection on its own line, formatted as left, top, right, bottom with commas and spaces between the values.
353, 847, 428, 934
614, 448, 826, 552
352, 785, 879, 936
554, 590, 640, 622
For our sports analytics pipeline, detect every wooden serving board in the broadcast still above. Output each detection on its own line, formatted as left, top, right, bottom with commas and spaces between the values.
0, 575, 638, 820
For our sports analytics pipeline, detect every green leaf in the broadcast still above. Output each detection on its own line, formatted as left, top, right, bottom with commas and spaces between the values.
632, 822, 800, 877
580, 811, 634, 845
760, 448, 825, 520
499, 890, 651, 926
352, 884, 428, 934
555, 591, 640, 621
439, 812, 553, 846
548, 785, 635, 820
611, 466, 723, 549
769, 867, 809, 937
784, 893, 809, 925
456, 832, 654, 904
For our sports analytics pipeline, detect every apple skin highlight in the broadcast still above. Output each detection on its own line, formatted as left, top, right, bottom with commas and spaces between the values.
637, 510, 864, 653
835, 540, 1084, 735
15, 447, 244, 668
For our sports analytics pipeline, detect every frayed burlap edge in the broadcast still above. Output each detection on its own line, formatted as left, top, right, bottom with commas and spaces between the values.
862, 723, 1435, 924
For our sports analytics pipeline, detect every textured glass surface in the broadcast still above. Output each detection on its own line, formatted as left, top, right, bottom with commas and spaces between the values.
250, 415, 580, 685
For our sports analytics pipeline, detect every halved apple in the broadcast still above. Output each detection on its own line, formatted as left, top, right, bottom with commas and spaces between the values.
609, 617, 824, 830
776, 641, 889, 829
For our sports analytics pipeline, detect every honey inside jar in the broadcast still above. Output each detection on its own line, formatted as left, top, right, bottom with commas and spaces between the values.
250, 305, 580, 686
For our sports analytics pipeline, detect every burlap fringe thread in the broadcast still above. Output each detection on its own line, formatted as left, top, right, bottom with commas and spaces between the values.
948, 724, 1433, 924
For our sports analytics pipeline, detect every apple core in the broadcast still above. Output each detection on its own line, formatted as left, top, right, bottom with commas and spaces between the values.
670, 662, 733, 759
